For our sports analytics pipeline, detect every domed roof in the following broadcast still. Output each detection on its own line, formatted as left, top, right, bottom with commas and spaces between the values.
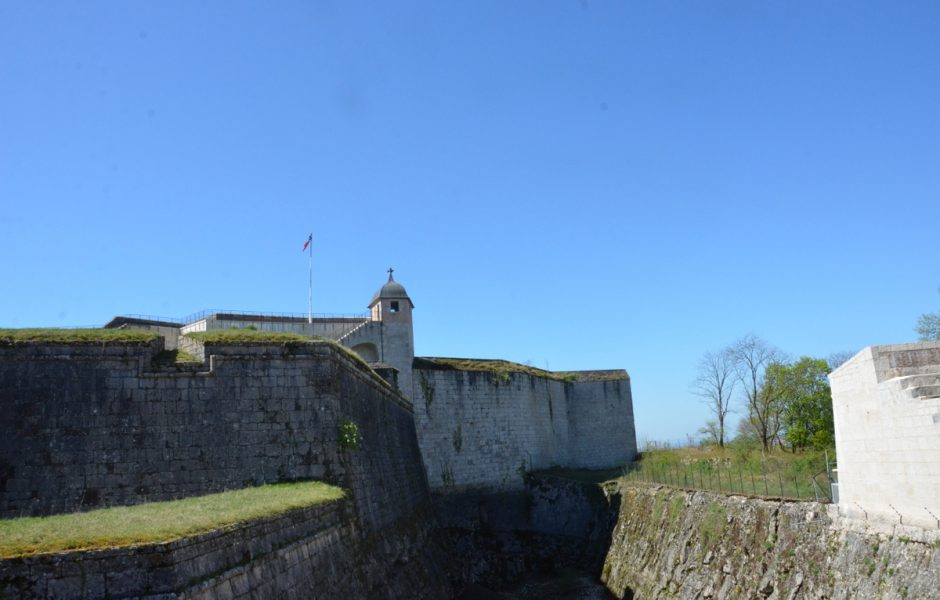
369, 269, 414, 308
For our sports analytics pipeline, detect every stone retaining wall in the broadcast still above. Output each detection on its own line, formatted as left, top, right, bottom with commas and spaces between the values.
601, 484, 940, 599
0, 340, 427, 533
0, 497, 452, 599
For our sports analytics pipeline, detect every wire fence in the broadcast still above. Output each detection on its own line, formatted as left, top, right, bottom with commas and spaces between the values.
621, 460, 835, 502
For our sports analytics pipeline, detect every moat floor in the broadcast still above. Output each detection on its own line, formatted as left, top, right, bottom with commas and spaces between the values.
460, 569, 617, 600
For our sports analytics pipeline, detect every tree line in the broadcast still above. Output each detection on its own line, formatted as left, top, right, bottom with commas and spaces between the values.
689, 285, 940, 453
692, 334, 847, 452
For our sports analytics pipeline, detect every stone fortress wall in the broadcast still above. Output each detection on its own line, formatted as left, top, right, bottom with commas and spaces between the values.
0, 339, 427, 534
412, 360, 636, 493
101, 273, 638, 496
829, 341, 940, 531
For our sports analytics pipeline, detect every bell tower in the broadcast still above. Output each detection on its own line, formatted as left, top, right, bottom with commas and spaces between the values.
369, 268, 414, 325
366, 268, 415, 399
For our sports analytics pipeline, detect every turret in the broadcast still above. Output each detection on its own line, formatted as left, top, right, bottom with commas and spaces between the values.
369, 268, 414, 325
341, 269, 415, 400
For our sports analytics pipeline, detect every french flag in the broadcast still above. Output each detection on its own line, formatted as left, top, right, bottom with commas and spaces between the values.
302, 233, 312, 251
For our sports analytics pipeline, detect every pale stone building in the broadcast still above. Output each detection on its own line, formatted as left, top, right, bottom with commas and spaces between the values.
829, 342, 940, 531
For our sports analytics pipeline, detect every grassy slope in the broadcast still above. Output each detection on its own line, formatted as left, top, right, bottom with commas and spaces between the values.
0, 328, 159, 345
625, 445, 835, 500
0, 481, 345, 559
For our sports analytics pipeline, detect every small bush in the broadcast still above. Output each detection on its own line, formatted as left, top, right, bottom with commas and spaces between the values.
338, 419, 361, 451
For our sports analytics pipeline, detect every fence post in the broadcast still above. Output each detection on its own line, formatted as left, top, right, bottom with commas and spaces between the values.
778, 472, 784, 498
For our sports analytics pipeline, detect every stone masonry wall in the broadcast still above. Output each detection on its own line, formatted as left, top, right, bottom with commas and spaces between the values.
0, 340, 428, 534
0, 497, 452, 599
412, 366, 636, 493
567, 379, 637, 469
601, 484, 940, 599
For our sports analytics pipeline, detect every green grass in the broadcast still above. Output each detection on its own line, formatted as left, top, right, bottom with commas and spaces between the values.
622, 444, 835, 501
0, 481, 345, 559
0, 328, 159, 345
424, 357, 577, 381
184, 330, 312, 344
422, 358, 627, 383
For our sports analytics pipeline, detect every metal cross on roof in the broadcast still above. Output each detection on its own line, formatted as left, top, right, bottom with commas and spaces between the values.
387, 267, 394, 280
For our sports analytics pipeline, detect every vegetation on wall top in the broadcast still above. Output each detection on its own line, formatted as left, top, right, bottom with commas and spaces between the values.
0, 328, 159, 345
184, 330, 312, 343
0, 481, 346, 559
418, 357, 627, 383
183, 331, 393, 389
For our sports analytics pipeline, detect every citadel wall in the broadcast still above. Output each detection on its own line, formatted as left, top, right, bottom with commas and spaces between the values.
829, 341, 940, 531
0, 340, 427, 533
0, 496, 451, 599
411, 362, 636, 493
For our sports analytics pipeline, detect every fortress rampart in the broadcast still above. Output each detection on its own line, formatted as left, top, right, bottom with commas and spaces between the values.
412, 359, 635, 493
0, 340, 426, 532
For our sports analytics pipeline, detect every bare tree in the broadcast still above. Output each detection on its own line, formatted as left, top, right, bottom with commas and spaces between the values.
826, 350, 856, 371
729, 334, 786, 451
692, 348, 736, 447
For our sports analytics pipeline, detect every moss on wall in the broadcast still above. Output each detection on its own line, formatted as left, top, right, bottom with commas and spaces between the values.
601, 484, 940, 599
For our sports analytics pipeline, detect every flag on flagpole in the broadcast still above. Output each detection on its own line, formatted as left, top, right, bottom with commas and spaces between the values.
302, 233, 312, 251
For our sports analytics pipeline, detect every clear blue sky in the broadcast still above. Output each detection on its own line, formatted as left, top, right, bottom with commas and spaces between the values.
2, 1, 939, 442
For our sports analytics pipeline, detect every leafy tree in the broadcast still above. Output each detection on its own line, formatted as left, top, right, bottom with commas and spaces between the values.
764, 357, 834, 450
729, 334, 786, 451
916, 287, 940, 341
692, 349, 736, 447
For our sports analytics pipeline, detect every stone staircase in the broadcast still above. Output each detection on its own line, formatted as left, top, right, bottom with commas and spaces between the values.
337, 318, 373, 344
896, 373, 940, 399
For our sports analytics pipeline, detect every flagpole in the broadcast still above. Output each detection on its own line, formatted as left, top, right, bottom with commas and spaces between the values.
307, 237, 313, 324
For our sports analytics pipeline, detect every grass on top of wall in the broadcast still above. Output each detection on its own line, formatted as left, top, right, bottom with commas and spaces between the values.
184, 330, 312, 343
0, 328, 159, 345
422, 358, 628, 383
423, 358, 580, 382
0, 481, 346, 559
183, 331, 392, 389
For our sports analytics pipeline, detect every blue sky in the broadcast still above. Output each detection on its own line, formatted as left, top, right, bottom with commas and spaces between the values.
2, 1, 938, 442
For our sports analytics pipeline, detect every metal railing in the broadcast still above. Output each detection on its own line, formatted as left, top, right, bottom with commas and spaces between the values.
622, 459, 834, 502
119, 309, 370, 325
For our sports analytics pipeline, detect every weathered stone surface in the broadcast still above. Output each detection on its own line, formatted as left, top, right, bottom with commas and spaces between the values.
0, 498, 452, 599
0, 341, 423, 532
412, 366, 636, 494
601, 484, 940, 599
